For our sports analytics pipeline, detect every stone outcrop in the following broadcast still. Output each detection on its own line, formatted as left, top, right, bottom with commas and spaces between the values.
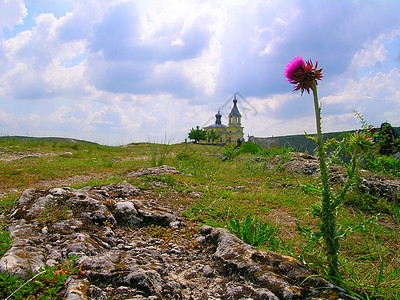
127, 165, 191, 178
271, 152, 400, 202
1, 167, 357, 299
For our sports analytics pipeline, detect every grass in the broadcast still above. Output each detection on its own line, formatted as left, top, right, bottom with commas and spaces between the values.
1, 138, 400, 299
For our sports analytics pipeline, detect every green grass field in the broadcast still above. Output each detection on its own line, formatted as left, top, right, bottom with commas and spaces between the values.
0, 137, 399, 299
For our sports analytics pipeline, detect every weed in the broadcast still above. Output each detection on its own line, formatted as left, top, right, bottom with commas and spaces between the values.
147, 135, 174, 167
0, 223, 12, 257
0, 257, 79, 299
229, 215, 280, 250
222, 144, 240, 161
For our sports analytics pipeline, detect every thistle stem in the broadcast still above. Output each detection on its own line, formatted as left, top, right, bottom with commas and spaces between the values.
333, 148, 358, 208
311, 85, 340, 280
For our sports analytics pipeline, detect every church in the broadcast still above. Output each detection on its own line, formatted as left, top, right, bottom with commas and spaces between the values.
203, 95, 244, 146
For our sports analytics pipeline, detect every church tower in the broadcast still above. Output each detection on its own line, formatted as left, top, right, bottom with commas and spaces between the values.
203, 94, 244, 146
228, 95, 242, 126
226, 94, 244, 145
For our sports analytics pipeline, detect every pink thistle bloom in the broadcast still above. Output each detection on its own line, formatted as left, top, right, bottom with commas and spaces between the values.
284, 56, 323, 94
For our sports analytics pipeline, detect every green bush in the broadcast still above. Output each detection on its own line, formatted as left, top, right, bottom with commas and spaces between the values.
240, 141, 262, 154
364, 155, 400, 177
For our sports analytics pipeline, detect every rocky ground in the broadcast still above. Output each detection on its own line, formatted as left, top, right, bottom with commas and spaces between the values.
0, 165, 360, 300
277, 152, 400, 202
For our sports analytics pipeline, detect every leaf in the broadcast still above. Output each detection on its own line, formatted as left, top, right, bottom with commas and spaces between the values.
301, 184, 323, 193
305, 134, 318, 143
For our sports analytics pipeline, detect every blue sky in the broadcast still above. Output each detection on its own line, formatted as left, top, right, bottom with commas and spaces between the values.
0, 0, 399, 145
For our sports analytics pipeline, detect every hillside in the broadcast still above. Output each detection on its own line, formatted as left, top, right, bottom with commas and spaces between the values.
0, 135, 99, 145
0, 139, 399, 299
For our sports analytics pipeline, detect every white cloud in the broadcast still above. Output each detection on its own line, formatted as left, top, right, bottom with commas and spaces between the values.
1, 0, 400, 144
352, 37, 388, 68
0, 0, 27, 34
323, 69, 400, 105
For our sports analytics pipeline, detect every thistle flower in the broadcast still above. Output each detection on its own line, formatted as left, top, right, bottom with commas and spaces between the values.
347, 131, 374, 154
284, 56, 323, 94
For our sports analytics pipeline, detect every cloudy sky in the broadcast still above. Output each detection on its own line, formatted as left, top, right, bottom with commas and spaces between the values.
0, 0, 399, 145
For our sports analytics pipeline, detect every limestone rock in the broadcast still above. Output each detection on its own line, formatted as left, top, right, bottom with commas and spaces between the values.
0, 167, 358, 299
127, 165, 191, 177
63, 276, 89, 300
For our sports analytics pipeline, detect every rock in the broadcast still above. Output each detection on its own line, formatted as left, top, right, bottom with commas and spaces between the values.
0, 219, 45, 279
0, 166, 358, 299
87, 284, 108, 300
63, 276, 89, 300
127, 165, 191, 177
90, 205, 116, 226
199, 226, 357, 299
202, 264, 214, 277
17, 188, 38, 205
114, 201, 139, 225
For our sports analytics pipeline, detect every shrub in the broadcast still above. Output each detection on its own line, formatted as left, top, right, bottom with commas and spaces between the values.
240, 141, 262, 154
363, 155, 400, 178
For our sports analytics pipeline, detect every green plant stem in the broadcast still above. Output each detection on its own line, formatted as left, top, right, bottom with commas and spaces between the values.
333, 149, 358, 208
311, 85, 339, 281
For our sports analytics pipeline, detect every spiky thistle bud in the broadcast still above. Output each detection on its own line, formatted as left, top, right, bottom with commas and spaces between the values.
284, 56, 323, 94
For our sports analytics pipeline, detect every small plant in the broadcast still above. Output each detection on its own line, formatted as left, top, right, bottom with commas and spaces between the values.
147, 134, 174, 167
0, 223, 12, 257
0, 257, 79, 299
228, 215, 279, 249
146, 223, 198, 249
146, 225, 174, 242
223, 144, 240, 161
103, 220, 114, 228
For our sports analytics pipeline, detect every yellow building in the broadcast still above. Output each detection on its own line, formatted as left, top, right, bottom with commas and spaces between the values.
203, 95, 244, 145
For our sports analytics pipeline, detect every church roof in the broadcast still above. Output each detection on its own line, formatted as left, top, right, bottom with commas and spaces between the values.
230, 95, 240, 116
204, 110, 227, 129
204, 123, 227, 129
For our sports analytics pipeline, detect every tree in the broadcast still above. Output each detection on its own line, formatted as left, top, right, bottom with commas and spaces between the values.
207, 129, 220, 144
188, 126, 207, 144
